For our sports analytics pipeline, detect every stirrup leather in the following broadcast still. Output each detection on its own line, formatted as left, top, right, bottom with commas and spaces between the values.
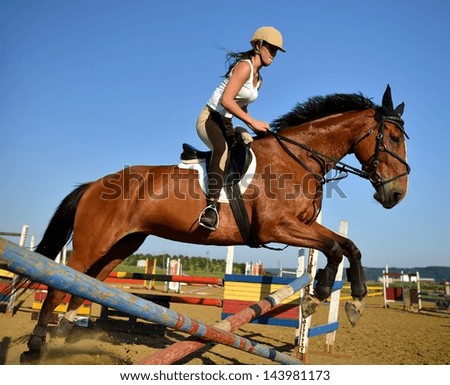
198, 204, 220, 231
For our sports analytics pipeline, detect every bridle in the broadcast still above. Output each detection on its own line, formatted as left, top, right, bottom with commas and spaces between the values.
352, 112, 410, 188
269, 111, 411, 188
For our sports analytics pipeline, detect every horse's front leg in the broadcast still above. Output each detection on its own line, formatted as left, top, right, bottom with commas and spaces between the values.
269, 220, 344, 315
301, 249, 342, 320
340, 238, 368, 326
303, 224, 368, 327
270, 220, 367, 326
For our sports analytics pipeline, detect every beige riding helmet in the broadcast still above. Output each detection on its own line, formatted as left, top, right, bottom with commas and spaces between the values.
250, 26, 286, 52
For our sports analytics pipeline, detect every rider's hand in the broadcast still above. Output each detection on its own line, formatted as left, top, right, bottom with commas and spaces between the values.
249, 119, 270, 134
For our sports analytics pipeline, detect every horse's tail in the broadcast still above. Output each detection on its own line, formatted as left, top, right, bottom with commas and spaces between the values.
0, 183, 92, 304
35, 182, 92, 260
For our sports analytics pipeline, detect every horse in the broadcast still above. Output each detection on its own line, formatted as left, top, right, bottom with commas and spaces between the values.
25, 84, 409, 354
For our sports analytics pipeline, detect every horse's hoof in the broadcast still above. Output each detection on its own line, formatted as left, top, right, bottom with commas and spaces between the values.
20, 350, 42, 364
301, 294, 320, 318
344, 300, 364, 327
27, 333, 46, 352
55, 317, 75, 338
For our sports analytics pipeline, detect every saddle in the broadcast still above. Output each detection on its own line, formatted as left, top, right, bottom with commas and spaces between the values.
180, 130, 258, 247
180, 135, 253, 186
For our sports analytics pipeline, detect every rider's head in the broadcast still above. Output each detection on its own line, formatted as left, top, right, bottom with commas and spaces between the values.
223, 26, 285, 77
250, 26, 286, 65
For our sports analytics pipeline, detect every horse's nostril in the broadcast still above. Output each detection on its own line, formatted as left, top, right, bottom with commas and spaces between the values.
393, 191, 403, 203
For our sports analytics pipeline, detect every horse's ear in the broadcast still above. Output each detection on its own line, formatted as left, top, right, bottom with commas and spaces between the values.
382, 84, 394, 112
394, 102, 405, 117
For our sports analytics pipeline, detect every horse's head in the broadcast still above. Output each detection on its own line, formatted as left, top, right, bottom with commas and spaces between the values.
353, 85, 410, 209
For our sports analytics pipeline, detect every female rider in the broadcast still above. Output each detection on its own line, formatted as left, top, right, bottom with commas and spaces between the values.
197, 26, 286, 231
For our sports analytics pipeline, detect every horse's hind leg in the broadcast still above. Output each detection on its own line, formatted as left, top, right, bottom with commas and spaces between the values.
27, 288, 68, 352
27, 248, 116, 351
54, 233, 147, 339
53, 259, 123, 339
27, 249, 93, 353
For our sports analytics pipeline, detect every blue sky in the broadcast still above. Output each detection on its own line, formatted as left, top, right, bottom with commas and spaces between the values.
1, 0, 449, 269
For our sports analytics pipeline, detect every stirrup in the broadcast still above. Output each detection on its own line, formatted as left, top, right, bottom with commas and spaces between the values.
198, 204, 219, 231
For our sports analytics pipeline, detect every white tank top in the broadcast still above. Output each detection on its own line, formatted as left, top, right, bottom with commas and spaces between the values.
207, 59, 261, 119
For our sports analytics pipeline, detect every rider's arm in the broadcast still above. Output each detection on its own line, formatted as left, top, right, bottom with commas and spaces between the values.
220, 61, 269, 133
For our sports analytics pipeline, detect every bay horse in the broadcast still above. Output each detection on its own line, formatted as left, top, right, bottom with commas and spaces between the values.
26, 85, 409, 354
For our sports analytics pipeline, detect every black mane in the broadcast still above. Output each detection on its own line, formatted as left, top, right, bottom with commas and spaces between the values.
271, 93, 376, 131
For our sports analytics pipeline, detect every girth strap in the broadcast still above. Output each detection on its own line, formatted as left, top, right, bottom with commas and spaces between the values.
224, 183, 258, 248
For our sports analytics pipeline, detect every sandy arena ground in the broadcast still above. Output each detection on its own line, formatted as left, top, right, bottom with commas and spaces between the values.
0, 285, 449, 366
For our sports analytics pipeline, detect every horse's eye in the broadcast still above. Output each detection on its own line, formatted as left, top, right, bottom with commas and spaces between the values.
390, 135, 400, 144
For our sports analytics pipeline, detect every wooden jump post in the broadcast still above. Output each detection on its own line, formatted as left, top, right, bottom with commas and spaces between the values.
0, 237, 311, 365
382, 266, 406, 309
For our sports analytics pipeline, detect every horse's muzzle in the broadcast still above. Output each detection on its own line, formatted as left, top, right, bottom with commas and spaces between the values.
374, 184, 404, 209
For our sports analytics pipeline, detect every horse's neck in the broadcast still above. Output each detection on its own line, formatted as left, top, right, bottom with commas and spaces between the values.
289, 113, 369, 162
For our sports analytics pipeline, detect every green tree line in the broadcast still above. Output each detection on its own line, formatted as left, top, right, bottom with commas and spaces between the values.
118, 253, 247, 276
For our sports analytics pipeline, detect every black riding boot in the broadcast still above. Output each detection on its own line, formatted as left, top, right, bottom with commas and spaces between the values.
199, 199, 220, 231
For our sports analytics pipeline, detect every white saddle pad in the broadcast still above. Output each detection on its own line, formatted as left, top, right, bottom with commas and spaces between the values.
177, 149, 257, 203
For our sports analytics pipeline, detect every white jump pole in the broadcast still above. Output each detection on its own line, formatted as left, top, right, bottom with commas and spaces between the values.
296, 214, 347, 361
297, 211, 322, 360
325, 219, 348, 353
225, 246, 234, 275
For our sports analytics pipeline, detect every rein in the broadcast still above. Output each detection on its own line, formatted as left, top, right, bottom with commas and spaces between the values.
270, 131, 366, 185
269, 113, 410, 188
